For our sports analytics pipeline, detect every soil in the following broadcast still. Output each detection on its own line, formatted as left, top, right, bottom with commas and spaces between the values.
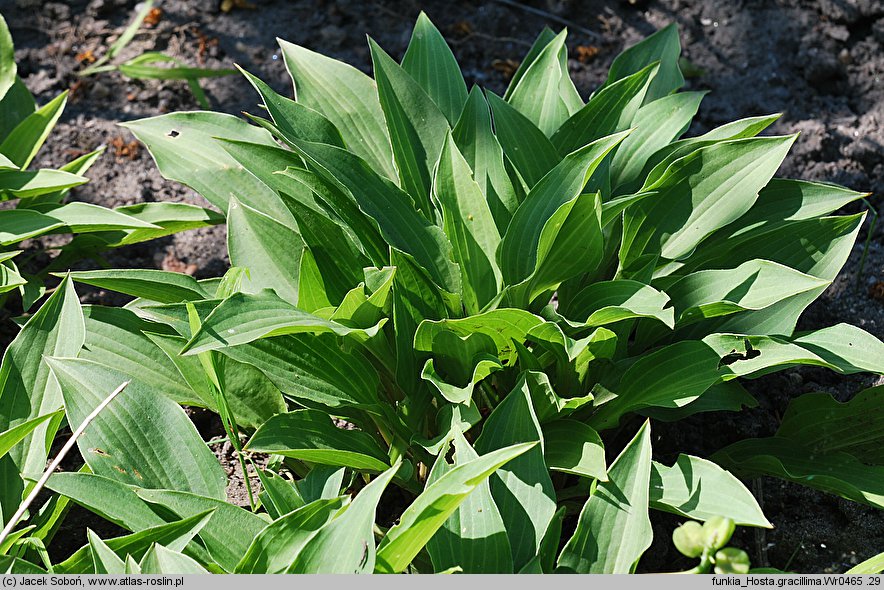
2, 0, 883, 574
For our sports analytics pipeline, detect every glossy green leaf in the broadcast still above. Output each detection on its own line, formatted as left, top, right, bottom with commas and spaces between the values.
0, 276, 84, 482
88, 530, 126, 574
603, 23, 683, 102
67, 269, 209, 303
0, 15, 14, 98
561, 279, 673, 329
485, 91, 560, 188
0, 209, 64, 245
666, 259, 829, 324
543, 420, 606, 480
79, 306, 198, 406
622, 135, 796, 266
589, 341, 721, 430
551, 63, 657, 155
0, 91, 66, 169
650, 454, 770, 527
375, 442, 536, 574
425, 430, 512, 574
499, 131, 628, 285
507, 30, 574, 136
121, 112, 292, 221
45, 472, 165, 532
135, 489, 267, 572
434, 133, 501, 313
246, 410, 390, 471
46, 202, 159, 233
558, 421, 653, 573
279, 39, 396, 180
227, 197, 302, 304
610, 91, 704, 191
236, 497, 345, 573
0, 77, 35, 143
475, 376, 556, 570
369, 38, 449, 218
0, 168, 87, 199
282, 139, 461, 294
182, 289, 383, 355
49, 358, 226, 498
139, 544, 208, 574
452, 87, 518, 233
0, 411, 61, 460
289, 464, 400, 574
56, 510, 213, 574
401, 12, 468, 125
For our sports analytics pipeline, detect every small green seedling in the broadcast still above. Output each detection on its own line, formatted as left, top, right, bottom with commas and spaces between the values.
673, 517, 751, 574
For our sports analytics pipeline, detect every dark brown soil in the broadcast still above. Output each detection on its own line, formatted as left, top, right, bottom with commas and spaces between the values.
3, 0, 883, 574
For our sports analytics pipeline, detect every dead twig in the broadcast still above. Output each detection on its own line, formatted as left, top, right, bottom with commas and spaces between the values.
0, 381, 130, 549
491, 0, 603, 43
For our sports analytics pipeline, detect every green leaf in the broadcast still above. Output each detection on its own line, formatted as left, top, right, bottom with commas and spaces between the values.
279, 39, 396, 181
284, 196, 368, 308
56, 511, 213, 574
118, 52, 235, 81
79, 306, 197, 406
0, 15, 15, 99
45, 202, 159, 233
121, 112, 292, 221
713, 436, 884, 511
650, 454, 770, 527
847, 552, 884, 575
551, 63, 657, 155
88, 530, 126, 574
589, 341, 721, 430
87, 202, 225, 248
0, 77, 35, 143
0, 275, 84, 481
0, 209, 64, 246
415, 308, 544, 366
543, 420, 606, 480
139, 544, 208, 574
560, 279, 674, 329
499, 131, 628, 285
557, 421, 653, 573
238, 67, 344, 148
281, 140, 461, 294
289, 463, 400, 573
375, 442, 536, 574
485, 91, 560, 188
236, 497, 345, 573
369, 37, 449, 218
425, 430, 512, 574
665, 259, 829, 325
475, 376, 556, 570
506, 191, 604, 305
507, 30, 575, 136
135, 489, 267, 572
0, 169, 87, 199
611, 91, 705, 190
434, 133, 501, 313
255, 468, 305, 520
452, 87, 518, 233
401, 12, 468, 125
48, 358, 227, 498
65, 269, 209, 303
641, 380, 757, 421
603, 23, 683, 102
297, 466, 346, 504
181, 289, 383, 355
622, 135, 796, 266
45, 472, 166, 532
227, 197, 302, 304
503, 27, 555, 100
0, 91, 67, 169
0, 411, 61, 460
246, 410, 390, 471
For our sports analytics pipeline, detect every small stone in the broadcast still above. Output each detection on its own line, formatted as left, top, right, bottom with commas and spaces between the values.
838, 48, 852, 64
90, 81, 110, 99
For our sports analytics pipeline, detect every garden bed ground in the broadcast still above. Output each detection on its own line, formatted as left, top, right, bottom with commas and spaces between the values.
2, 0, 883, 574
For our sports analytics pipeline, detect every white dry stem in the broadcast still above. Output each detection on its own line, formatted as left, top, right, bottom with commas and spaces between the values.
0, 380, 130, 548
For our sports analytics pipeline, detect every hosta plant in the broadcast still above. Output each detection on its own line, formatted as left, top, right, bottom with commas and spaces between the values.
0, 13, 223, 311
2, 15, 883, 574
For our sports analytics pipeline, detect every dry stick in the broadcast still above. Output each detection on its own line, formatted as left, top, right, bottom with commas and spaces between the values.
0, 381, 130, 548
491, 0, 603, 43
